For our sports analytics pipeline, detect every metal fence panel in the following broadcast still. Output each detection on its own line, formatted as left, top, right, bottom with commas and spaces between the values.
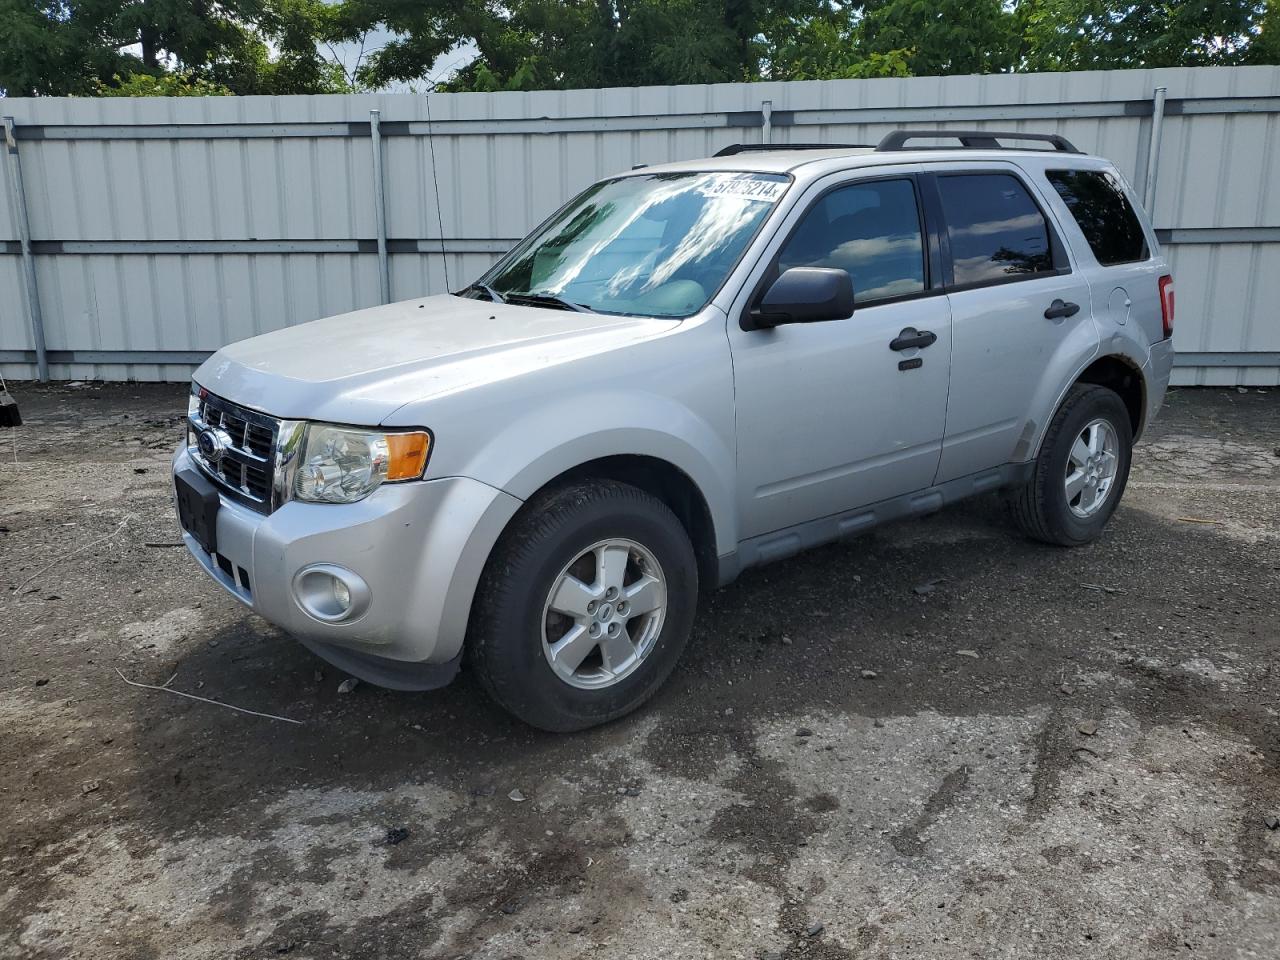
2, 65, 1279, 385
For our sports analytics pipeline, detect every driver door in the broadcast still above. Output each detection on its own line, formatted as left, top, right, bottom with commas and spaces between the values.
728, 170, 953, 540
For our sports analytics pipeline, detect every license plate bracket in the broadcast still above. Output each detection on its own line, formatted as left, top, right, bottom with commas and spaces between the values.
175, 468, 219, 554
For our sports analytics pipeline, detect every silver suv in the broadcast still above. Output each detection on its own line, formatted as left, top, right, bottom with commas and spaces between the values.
174, 129, 1175, 731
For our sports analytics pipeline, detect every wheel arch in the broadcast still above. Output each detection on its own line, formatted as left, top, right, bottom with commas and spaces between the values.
1027, 351, 1148, 460
1073, 354, 1146, 439
499, 453, 722, 593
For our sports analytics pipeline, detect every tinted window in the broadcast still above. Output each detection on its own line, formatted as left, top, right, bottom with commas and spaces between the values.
937, 174, 1054, 285
1047, 169, 1148, 266
777, 179, 925, 304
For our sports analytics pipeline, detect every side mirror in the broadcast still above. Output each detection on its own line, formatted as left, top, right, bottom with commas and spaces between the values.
749, 267, 854, 329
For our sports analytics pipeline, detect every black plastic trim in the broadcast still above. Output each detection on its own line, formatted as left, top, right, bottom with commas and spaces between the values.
714, 141, 871, 157
716, 461, 1036, 584
293, 638, 464, 692
877, 130, 1080, 153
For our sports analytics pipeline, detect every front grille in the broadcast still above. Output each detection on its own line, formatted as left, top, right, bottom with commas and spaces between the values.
188, 390, 281, 513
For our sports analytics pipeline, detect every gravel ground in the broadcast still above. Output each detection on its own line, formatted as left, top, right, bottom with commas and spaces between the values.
1, 383, 1278, 960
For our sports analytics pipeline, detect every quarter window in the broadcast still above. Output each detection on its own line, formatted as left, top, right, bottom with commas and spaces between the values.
937, 173, 1055, 286
1046, 169, 1148, 266
777, 179, 925, 304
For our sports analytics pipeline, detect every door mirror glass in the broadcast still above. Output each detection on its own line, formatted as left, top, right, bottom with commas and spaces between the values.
752, 267, 854, 328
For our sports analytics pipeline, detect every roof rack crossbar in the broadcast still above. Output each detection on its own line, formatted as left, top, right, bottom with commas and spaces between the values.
875, 130, 1081, 153
714, 142, 873, 157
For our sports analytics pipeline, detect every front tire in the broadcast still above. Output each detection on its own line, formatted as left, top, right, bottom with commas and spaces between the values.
467, 480, 698, 732
1008, 383, 1133, 546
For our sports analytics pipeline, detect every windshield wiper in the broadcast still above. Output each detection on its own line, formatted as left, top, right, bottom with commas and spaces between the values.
458, 282, 506, 303
505, 292, 591, 313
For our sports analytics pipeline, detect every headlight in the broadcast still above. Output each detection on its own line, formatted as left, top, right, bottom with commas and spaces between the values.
293, 424, 431, 504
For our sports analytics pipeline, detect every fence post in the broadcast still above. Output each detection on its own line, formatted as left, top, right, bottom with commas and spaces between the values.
761, 100, 773, 144
1143, 86, 1168, 216
369, 109, 391, 305
3, 116, 49, 382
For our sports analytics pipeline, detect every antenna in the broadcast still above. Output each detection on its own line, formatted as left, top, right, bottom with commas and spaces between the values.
423, 89, 451, 292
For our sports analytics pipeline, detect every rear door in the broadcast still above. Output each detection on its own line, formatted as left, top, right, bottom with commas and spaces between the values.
923, 163, 1096, 482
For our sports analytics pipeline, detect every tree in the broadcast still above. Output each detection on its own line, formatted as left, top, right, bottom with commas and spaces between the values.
0, 0, 353, 96
1015, 0, 1267, 70
0, 0, 137, 95
324, 0, 477, 90
2, 0, 1278, 98
95, 70, 233, 95
860, 0, 1018, 76
1248, 0, 1280, 63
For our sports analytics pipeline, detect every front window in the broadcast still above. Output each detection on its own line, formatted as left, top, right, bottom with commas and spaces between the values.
467, 171, 790, 318
776, 178, 926, 304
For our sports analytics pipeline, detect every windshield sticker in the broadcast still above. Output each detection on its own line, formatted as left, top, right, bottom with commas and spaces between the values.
699, 177, 787, 202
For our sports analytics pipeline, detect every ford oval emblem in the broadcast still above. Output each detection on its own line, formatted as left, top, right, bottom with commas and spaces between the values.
197, 427, 228, 462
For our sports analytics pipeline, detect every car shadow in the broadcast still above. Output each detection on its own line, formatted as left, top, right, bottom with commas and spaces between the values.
113, 490, 1276, 849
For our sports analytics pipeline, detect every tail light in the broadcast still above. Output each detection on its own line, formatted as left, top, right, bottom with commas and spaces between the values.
1158, 274, 1174, 339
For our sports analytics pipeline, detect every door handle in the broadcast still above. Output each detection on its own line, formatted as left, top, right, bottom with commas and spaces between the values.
1044, 299, 1080, 320
889, 327, 937, 351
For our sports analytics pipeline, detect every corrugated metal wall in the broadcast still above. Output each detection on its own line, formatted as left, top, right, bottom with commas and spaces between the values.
2, 66, 1278, 384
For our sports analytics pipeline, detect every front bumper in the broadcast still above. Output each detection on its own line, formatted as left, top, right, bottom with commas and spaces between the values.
172, 447, 522, 687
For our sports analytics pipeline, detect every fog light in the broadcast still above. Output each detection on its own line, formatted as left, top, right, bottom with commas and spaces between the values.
292, 564, 370, 623
331, 577, 351, 611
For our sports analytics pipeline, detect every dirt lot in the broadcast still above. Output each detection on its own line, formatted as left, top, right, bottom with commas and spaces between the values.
1, 383, 1278, 960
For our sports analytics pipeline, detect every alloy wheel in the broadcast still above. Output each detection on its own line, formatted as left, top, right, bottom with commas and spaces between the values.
541, 538, 667, 689
1064, 417, 1120, 518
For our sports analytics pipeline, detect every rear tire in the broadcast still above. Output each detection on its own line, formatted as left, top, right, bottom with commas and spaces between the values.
1008, 383, 1133, 546
467, 480, 698, 732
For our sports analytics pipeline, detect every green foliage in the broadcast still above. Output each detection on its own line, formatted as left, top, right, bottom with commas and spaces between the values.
1248, 0, 1280, 63
1, 0, 1278, 98
1016, 0, 1267, 70
0, 0, 358, 96
861, 0, 1018, 76
95, 71, 232, 96
0, 0, 137, 95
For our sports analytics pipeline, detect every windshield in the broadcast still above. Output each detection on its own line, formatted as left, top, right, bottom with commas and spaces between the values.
466, 171, 790, 317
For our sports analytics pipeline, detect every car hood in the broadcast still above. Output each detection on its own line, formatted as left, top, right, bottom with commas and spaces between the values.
194, 295, 677, 424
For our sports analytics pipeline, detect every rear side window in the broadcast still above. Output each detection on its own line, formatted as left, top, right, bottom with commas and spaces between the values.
937, 173, 1055, 286
777, 178, 925, 304
1046, 169, 1148, 266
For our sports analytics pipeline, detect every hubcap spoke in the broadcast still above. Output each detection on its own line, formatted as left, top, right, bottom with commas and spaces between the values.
1065, 469, 1087, 501
1087, 423, 1103, 455
548, 623, 597, 674
550, 574, 597, 618
624, 574, 664, 616
1069, 435, 1092, 470
596, 544, 630, 593
599, 627, 635, 673
1079, 482, 1097, 512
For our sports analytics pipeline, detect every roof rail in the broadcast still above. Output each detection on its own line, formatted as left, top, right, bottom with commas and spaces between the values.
876, 130, 1081, 153
714, 142, 873, 157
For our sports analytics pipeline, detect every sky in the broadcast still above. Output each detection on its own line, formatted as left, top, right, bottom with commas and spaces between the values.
324, 32, 479, 92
